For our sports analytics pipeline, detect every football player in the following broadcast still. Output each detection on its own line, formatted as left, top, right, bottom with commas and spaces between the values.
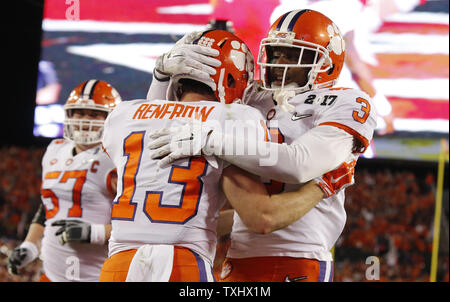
270, 0, 427, 135
99, 29, 348, 282
147, 10, 377, 281
7, 80, 120, 282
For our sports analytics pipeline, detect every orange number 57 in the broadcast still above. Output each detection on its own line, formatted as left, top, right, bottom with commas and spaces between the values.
42, 170, 87, 219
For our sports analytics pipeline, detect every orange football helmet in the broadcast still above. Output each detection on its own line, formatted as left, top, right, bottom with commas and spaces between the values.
257, 9, 346, 93
171, 29, 254, 104
64, 79, 121, 145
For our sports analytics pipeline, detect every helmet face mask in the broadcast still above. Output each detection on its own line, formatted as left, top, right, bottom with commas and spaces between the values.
257, 9, 345, 94
64, 117, 106, 146
261, 43, 328, 90
63, 80, 121, 146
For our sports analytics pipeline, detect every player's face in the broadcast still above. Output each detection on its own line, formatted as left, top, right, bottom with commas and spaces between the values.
72, 109, 108, 121
71, 109, 107, 131
268, 47, 316, 87
69, 109, 108, 150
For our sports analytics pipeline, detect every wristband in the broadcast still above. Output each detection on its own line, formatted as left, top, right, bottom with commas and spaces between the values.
19, 241, 39, 266
90, 224, 106, 245
153, 68, 170, 82
314, 177, 334, 198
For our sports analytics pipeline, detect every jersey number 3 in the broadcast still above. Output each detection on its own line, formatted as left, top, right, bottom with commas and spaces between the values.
111, 131, 207, 224
352, 97, 370, 124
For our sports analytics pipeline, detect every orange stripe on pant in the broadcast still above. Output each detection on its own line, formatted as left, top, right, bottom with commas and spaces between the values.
218, 257, 333, 282
39, 273, 52, 282
99, 246, 214, 282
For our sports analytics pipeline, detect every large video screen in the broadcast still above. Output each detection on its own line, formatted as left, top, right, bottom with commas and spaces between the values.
35, 0, 449, 160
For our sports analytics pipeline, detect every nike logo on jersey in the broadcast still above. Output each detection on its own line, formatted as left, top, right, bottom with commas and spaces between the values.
284, 275, 308, 282
291, 112, 312, 121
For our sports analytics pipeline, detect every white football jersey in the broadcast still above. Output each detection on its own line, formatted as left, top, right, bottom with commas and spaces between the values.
40, 139, 115, 281
228, 87, 377, 261
102, 99, 266, 264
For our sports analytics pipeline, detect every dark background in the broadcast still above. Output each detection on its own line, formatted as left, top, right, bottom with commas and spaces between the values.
3, 0, 45, 147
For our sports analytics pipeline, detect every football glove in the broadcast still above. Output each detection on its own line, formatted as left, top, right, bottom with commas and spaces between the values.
314, 160, 356, 198
154, 31, 221, 90
52, 219, 91, 245
52, 220, 106, 245
147, 118, 214, 168
7, 241, 39, 275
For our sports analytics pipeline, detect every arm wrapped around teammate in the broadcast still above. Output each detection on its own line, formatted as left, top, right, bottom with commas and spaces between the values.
148, 122, 354, 184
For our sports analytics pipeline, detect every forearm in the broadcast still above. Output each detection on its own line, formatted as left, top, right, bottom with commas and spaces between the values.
262, 181, 325, 233
209, 125, 354, 184
216, 209, 234, 237
146, 72, 170, 101
25, 204, 46, 247
24, 223, 45, 248
222, 166, 325, 234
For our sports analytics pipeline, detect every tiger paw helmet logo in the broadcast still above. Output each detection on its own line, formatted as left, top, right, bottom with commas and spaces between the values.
327, 23, 345, 55
197, 37, 215, 48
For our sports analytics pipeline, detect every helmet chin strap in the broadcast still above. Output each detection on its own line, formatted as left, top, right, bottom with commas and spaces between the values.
269, 63, 319, 113
271, 82, 298, 113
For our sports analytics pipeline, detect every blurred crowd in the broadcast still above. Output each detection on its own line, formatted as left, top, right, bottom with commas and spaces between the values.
0, 146, 43, 239
335, 168, 449, 282
0, 146, 44, 282
0, 146, 448, 282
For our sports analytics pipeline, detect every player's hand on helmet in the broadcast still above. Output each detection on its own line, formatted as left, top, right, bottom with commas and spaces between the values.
154, 31, 221, 90
7, 242, 39, 275
52, 219, 91, 245
314, 161, 356, 198
148, 118, 214, 168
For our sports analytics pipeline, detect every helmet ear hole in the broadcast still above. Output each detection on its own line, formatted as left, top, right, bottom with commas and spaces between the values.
227, 73, 235, 88
259, 10, 345, 92
218, 38, 228, 48
327, 64, 335, 75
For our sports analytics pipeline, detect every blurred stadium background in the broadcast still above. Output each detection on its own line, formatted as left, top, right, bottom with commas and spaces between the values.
1, 0, 448, 282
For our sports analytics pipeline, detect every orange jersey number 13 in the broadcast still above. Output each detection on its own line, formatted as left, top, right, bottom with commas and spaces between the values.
111, 131, 208, 224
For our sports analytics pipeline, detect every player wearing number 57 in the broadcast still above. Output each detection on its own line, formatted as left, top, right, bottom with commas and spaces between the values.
7, 80, 120, 281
